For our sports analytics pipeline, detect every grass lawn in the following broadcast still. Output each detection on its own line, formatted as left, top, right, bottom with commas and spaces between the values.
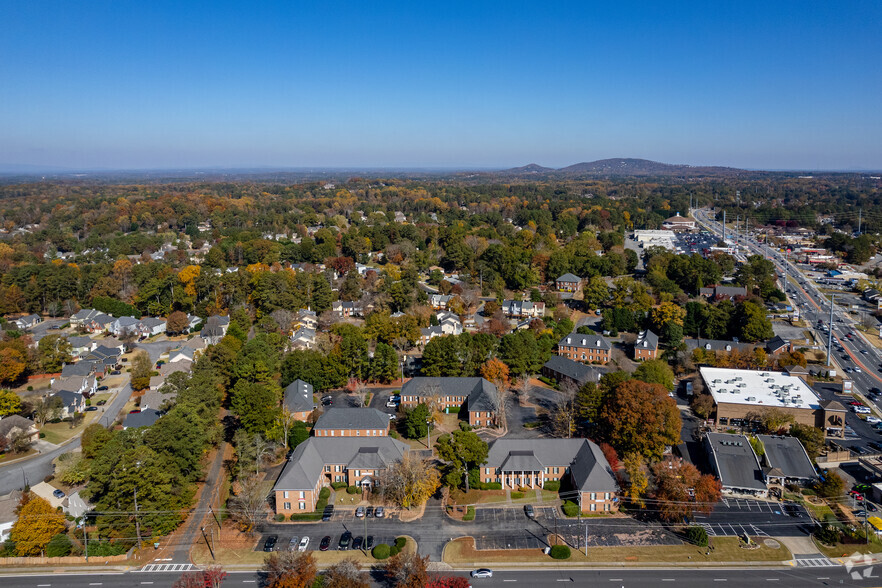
40, 419, 93, 445
814, 533, 882, 559
443, 536, 791, 565
91, 393, 112, 405
802, 501, 836, 523
0, 448, 37, 463
448, 488, 559, 507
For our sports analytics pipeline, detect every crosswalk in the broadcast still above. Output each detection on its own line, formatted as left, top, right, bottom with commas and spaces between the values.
138, 563, 197, 573
794, 557, 837, 568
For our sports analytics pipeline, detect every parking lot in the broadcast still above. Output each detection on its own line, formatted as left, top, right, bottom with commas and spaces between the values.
329, 509, 398, 522
695, 498, 812, 538
473, 506, 556, 523
255, 530, 399, 553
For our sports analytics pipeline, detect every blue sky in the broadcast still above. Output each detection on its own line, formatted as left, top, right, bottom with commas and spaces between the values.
1, 1, 880, 170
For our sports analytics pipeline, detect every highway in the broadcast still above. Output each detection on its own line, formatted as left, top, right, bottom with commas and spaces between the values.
0, 566, 875, 588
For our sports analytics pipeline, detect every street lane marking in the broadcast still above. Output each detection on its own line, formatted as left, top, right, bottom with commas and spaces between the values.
661, 579, 676, 582
89, 584, 102, 586
714, 580, 727, 582
242, 582, 256, 584
37, 585, 50, 587
503, 581, 517, 583
140, 583, 154, 585
609, 580, 623, 582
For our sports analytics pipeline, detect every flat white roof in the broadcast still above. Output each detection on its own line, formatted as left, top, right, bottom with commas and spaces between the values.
700, 367, 821, 411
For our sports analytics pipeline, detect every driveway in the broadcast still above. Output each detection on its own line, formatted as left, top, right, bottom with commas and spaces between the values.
0, 382, 132, 495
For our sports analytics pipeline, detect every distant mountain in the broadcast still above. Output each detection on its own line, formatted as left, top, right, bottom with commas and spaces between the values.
500, 163, 556, 175
555, 158, 744, 177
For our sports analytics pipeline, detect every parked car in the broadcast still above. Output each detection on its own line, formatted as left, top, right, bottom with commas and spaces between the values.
365, 506, 373, 518
319, 536, 331, 551
263, 535, 278, 552
298, 536, 309, 551
322, 506, 334, 521
288, 536, 299, 551
352, 536, 363, 550
524, 504, 534, 519
389, 394, 401, 402
868, 503, 878, 512
52, 489, 65, 499
355, 506, 365, 518
374, 506, 385, 518
110, 370, 121, 375
365, 536, 374, 550
471, 569, 493, 578
85, 406, 98, 412
97, 385, 109, 391
128, 409, 141, 414
867, 417, 882, 425
338, 531, 352, 550
386, 400, 398, 408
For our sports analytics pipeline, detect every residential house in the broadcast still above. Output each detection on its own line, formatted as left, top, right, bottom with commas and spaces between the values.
480, 439, 618, 513
138, 317, 167, 337
51, 375, 97, 398
332, 301, 363, 318
272, 437, 408, 513
0, 416, 39, 445
0, 491, 21, 542
149, 360, 192, 391
699, 285, 748, 300
123, 408, 162, 429
633, 330, 659, 361
83, 313, 114, 333
313, 408, 390, 437
436, 311, 463, 335
661, 212, 696, 231
295, 309, 318, 330
429, 294, 453, 310
167, 347, 195, 364
110, 316, 140, 337
684, 338, 756, 354
557, 333, 612, 365
400, 377, 498, 428
52, 390, 86, 419
541, 356, 605, 388
61, 361, 96, 378
756, 434, 818, 488
290, 326, 316, 349
14, 314, 41, 330
186, 314, 202, 332
556, 273, 582, 292
419, 325, 444, 346
200, 315, 231, 345
140, 387, 177, 411
501, 300, 545, 319
704, 432, 768, 497
283, 379, 316, 421
68, 336, 95, 358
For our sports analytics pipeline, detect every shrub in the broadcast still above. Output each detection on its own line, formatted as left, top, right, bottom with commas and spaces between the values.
458, 422, 470, 432
346, 486, 360, 494
27, 386, 33, 392
537, 376, 555, 387
394, 536, 407, 549
686, 526, 708, 547
331, 482, 348, 490
45, 533, 72, 558
319, 487, 331, 500
480, 482, 502, 490
389, 545, 400, 557
289, 512, 321, 521
274, 513, 285, 522
86, 541, 128, 557
549, 545, 571, 559
561, 501, 579, 517
372, 543, 391, 559
463, 506, 475, 521
814, 525, 842, 546
39, 432, 46, 439
389, 430, 400, 439
543, 481, 560, 492
510, 492, 524, 500
447, 406, 461, 413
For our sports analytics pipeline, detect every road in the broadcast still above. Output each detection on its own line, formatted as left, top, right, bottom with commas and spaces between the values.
0, 383, 132, 495
0, 566, 875, 588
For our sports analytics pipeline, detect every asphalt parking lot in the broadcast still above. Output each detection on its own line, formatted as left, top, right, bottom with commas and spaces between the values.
695, 498, 813, 537
330, 509, 398, 522
255, 531, 399, 552
473, 506, 556, 523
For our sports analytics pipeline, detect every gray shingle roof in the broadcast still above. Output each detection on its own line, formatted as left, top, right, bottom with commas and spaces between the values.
542, 356, 605, 385
314, 408, 389, 432
283, 379, 315, 413
756, 435, 817, 481
61, 362, 95, 377
123, 408, 161, 429
558, 333, 611, 351
274, 437, 408, 491
557, 273, 581, 283
635, 330, 659, 350
401, 377, 498, 413
486, 439, 617, 492
684, 338, 755, 353
705, 433, 766, 492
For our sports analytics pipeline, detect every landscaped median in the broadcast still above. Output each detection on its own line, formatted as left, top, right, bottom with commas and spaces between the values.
442, 536, 792, 566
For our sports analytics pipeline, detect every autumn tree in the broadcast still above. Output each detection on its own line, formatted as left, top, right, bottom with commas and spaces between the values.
261, 551, 316, 588
166, 310, 190, 335
323, 558, 369, 588
427, 577, 472, 588
633, 359, 675, 391
379, 453, 441, 509
130, 350, 152, 391
0, 389, 21, 417
651, 457, 722, 521
599, 380, 681, 459
0, 346, 28, 385
10, 495, 67, 556
649, 302, 686, 332
622, 452, 649, 507
228, 474, 270, 533
480, 358, 510, 389
36, 335, 72, 373
599, 442, 619, 472
690, 393, 715, 420
385, 551, 429, 588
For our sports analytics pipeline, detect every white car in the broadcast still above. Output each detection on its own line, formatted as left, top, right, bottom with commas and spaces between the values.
471, 569, 493, 578
298, 536, 309, 551
386, 400, 398, 408
866, 416, 881, 424
854, 407, 871, 414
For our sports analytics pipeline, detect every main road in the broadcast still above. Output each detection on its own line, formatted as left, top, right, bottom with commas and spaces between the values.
0, 565, 874, 588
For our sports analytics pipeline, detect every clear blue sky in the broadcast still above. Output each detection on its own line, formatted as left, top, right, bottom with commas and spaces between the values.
1, 1, 880, 170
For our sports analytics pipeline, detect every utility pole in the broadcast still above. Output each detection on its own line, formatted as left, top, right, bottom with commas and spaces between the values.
858, 208, 862, 235
83, 514, 88, 562
722, 210, 726, 243
827, 295, 835, 367
426, 419, 431, 449
584, 520, 588, 556
201, 526, 215, 560
134, 486, 142, 550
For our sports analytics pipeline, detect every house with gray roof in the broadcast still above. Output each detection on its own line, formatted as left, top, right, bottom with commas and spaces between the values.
542, 356, 605, 388
110, 316, 140, 337
699, 285, 748, 300
556, 273, 582, 292
283, 379, 316, 420
51, 390, 86, 419
313, 408, 389, 437
68, 336, 95, 358
557, 333, 612, 365
14, 314, 41, 330
400, 377, 498, 428
123, 408, 162, 429
501, 300, 545, 319
756, 434, 818, 486
685, 338, 756, 354
61, 361, 96, 378
633, 330, 659, 361
481, 439, 618, 513
272, 437, 408, 514
200, 315, 230, 344
704, 432, 768, 497
51, 375, 96, 397
70, 309, 103, 328
0, 416, 38, 445
138, 317, 167, 337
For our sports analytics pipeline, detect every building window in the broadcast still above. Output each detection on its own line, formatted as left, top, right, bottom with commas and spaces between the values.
283, 502, 291, 510
331, 430, 335, 437
283, 491, 289, 499
299, 503, 306, 510
354, 470, 360, 477
334, 475, 341, 483
604, 503, 610, 512
604, 493, 610, 500
590, 493, 596, 500
299, 491, 305, 499
590, 503, 596, 512
335, 465, 341, 472
325, 466, 330, 473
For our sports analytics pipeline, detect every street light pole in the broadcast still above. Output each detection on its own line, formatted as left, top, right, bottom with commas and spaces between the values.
827, 295, 835, 368
426, 419, 431, 449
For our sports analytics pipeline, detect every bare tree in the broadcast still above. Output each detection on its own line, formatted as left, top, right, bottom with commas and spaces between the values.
277, 407, 298, 451
493, 383, 510, 430
228, 474, 270, 533
351, 380, 369, 408
324, 558, 369, 588
549, 380, 578, 438
513, 374, 531, 407
269, 309, 296, 333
